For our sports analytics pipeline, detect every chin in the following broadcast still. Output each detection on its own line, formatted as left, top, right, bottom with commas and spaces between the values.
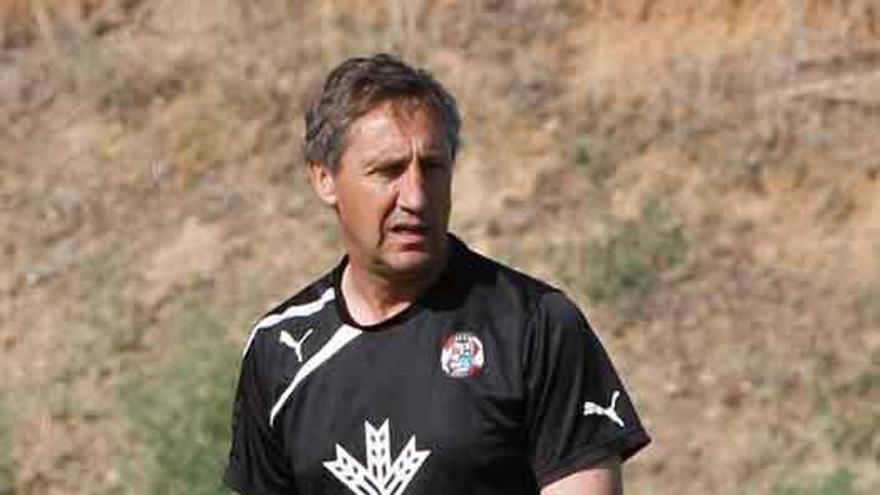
381, 251, 437, 279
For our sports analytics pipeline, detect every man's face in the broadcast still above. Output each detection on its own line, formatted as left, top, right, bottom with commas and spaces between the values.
310, 100, 453, 281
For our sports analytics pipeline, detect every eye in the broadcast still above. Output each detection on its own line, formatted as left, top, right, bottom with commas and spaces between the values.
422, 157, 449, 171
372, 160, 406, 178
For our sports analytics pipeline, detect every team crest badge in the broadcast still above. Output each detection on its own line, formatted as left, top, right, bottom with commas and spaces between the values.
440, 332, 484, 377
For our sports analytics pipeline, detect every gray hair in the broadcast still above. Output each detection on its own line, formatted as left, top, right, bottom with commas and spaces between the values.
304, 53, 461, 172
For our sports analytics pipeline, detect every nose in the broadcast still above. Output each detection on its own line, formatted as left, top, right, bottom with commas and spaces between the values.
397, 160, 428, 214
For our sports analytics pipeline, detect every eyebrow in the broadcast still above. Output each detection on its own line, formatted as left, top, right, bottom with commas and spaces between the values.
363, 146, 450, 167
363, 151, 409, 169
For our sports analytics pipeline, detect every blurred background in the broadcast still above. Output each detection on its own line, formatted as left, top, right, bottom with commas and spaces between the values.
1, 0, 878, 494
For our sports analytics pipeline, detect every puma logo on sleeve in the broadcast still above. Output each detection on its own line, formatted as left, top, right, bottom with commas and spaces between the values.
279, 328, 314, 363
582, 390, 624, 427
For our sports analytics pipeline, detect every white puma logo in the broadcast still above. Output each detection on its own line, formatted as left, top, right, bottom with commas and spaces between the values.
279, 328, 314, 363
582, 390, 624, 427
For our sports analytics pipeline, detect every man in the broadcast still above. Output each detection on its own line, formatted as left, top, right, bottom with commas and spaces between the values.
224, 53, 650, 495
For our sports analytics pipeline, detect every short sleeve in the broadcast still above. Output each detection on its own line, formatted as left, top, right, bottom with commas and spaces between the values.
523, 292, 650, 487
224, 333, 297, 495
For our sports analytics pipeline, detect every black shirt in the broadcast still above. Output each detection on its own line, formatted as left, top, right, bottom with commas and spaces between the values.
224, 236, 650, 495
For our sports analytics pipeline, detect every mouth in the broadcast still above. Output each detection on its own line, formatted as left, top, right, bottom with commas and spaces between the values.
389, 223, 430, 242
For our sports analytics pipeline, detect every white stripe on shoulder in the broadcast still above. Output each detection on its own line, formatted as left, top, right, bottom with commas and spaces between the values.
241, 287, 335, 358
269, 324, 362, 427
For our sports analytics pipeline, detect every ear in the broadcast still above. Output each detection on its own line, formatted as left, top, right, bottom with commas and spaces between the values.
308, 161, 337, 207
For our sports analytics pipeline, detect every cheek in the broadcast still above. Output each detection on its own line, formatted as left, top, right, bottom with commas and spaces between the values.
361, 187, 397, 228
433, 178, 452, 206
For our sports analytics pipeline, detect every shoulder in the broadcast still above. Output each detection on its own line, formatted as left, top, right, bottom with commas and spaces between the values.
263, 272, 337, 322
453, 240, 593, 344
453, 237, 572, 320
241, 268, 337, 360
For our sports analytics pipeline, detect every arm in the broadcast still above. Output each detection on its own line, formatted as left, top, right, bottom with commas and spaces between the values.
523, 292, 648, 491
224, 329, 296, 494
541, 455, 622, 495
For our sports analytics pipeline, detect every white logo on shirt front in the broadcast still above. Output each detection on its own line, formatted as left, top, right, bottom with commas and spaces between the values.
279, 328, 313, 363
323, 419, 431, 495
583, 390, 625, 427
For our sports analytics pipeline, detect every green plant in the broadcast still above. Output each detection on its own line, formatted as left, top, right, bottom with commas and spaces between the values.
818, 469, 858, 495
856, 282, 880, 327
122, 306, 240, 495
585, 200, 687, 305
173, 114, 228, 179
816, 185, 854, 222
774, 468, 859, 495
0, 400, 12, 494
572, 133, 616, 185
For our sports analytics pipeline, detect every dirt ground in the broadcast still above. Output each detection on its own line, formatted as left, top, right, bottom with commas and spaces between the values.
1, 1, 878, 494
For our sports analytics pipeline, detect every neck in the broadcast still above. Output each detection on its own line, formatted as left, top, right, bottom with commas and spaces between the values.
341, 248, 449, 327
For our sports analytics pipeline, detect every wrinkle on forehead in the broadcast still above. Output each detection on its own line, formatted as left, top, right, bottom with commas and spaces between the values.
390, 100, 451, 158
353, 100, 437, 132
346, 100, 449, 164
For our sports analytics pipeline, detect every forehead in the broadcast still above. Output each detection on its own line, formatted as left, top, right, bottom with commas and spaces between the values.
345, 100, 448, 153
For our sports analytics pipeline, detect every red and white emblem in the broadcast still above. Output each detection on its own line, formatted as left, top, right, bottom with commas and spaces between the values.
440, 332, 484, 377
